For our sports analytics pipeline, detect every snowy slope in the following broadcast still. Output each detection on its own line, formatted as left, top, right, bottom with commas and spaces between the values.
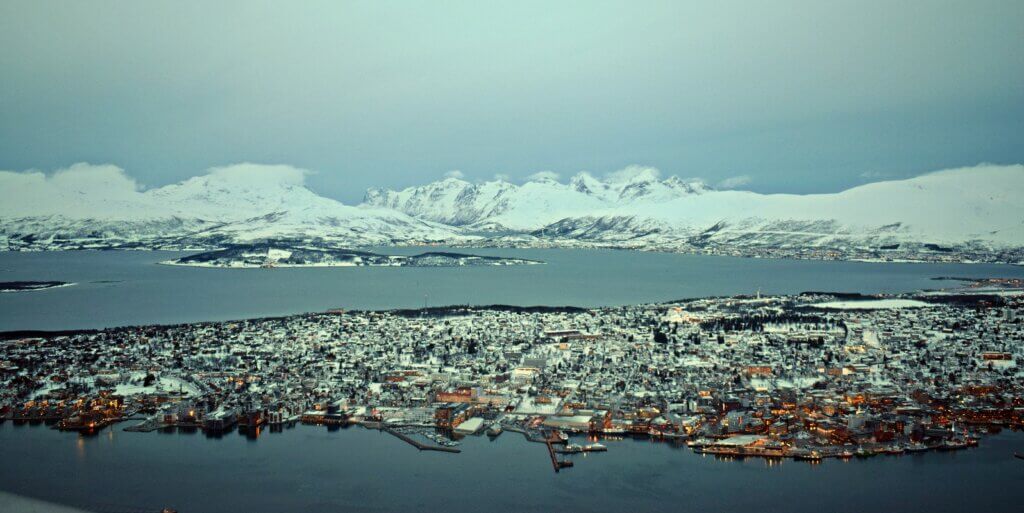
605, 164, 1024, 247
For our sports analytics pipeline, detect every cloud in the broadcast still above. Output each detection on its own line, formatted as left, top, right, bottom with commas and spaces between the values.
605, 165, 661, 183
0, 162, 144, 216
443, 170, 465, 180
0, 162, 317, 217
204, 163, 309, 187
526, 171, 560, 182
51, 162, 142, 194
716, 174, 753, 189
492, 173, 510, 182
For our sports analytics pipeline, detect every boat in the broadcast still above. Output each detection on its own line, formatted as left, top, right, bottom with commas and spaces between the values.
687, 437, 711, 448
884, 444, 905, 455
906, 442, 929, 453
585, 443, 608, 452
939, 439, 968, 451
1014, 452, 1024, 460
486, 424, 503, 437
854, 447, 876, 458
792, 449, 823, 461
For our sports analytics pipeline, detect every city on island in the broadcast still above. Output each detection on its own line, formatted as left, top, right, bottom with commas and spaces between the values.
2, 279, 1022, 469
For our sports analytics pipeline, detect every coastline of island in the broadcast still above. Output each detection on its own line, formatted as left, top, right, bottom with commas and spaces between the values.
3, 282, 1022, 469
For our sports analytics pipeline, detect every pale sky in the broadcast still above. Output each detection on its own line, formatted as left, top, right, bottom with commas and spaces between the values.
1, 0, 1022, 202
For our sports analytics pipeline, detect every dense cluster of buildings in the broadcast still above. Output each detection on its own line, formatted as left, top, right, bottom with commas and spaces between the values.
2, 285, 1022, 463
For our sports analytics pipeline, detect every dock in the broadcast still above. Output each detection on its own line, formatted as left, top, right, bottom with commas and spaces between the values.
383, 428, 461, 453
545, 437, 574, 472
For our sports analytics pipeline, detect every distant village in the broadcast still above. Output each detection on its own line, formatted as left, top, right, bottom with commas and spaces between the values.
463, 237, 1024, 266
2, 281, 1022, 467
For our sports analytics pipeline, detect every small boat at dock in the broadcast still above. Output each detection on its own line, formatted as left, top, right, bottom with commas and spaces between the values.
884, 444, 906, 455
790, 450, 823, 462
938, 439, 968, 451
906, 442, 929, 453
854, 447, 876, 458
687, 437, 711, 448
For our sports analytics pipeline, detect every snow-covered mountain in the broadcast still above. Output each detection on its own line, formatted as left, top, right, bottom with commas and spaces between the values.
364, 165, 709, 231
3, 161, 1023, 260
365, 164, 1024, 253
0, 163, 462, 249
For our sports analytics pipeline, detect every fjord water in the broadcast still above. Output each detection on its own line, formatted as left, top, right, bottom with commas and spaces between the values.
1, 423, 1022, 513
3, 249, 1024, 513
2, 248, 1024, 331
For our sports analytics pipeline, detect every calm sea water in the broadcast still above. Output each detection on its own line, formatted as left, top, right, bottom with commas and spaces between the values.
2, 248, 1024, 331
1, 423, 1022, 513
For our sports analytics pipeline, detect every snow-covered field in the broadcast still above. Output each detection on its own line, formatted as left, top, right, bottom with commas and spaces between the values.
811, 299, 931, 310
158, 259, 363, 268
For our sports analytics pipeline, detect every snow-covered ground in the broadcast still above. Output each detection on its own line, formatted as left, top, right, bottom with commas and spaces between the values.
811, 299, 931, 310
111, 373, 201, 397
513, 395, 562, 415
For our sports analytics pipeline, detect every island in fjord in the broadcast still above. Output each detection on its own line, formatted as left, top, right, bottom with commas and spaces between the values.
160, 243, 543, 268
0, 281, 73, 293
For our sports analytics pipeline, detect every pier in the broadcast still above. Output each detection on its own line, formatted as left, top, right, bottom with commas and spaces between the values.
383, 428, 461, 453
545, 436, 573, 472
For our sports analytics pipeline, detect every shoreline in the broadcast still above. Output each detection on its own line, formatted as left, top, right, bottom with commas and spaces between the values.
0, 492, 93, 513
0, 282, 76, 293
3, 286, 1020, 339
2, 243, 1021, 266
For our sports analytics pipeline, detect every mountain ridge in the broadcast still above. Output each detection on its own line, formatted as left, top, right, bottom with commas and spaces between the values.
2, 162, 1023, 262
365, 164, 1024, 249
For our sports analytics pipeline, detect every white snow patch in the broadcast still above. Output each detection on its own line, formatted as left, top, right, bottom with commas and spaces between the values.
812, 299, 931, 310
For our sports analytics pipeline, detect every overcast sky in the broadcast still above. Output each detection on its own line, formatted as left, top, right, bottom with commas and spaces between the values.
1, 0, 1022, 203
